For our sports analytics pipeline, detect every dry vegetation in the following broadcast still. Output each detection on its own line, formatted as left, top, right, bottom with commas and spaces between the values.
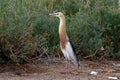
0, 0, 120, 63
0, 60, 120, 80
0, 0, 120, 79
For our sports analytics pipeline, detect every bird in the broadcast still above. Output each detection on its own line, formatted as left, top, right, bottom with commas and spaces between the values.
49, 12, 80, 74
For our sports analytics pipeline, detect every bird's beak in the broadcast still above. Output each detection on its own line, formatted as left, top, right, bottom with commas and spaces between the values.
49, 13, 54, 16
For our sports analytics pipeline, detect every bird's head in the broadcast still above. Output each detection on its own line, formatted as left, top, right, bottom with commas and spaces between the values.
49, 12, 64, 18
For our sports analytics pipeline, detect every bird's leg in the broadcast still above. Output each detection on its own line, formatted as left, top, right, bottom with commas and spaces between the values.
66, 60, 69, 73
67, 60, 72, 74
60, 60, 71, 74
60, 60, 68, 74
67, 60, 69, 73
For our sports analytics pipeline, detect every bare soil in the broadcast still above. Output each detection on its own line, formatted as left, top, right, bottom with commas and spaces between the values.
0, 59, 119, 80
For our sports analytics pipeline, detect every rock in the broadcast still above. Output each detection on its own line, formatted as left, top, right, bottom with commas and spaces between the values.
108, 76, 118, 80
90, 71, 98, 75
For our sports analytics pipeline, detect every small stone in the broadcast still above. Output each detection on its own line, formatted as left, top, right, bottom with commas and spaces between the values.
90, 71, 98, 75
108, 76, 118, 80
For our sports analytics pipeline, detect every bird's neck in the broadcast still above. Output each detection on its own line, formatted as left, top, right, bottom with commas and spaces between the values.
59, 16, 67, 35
59, 16, 69, 41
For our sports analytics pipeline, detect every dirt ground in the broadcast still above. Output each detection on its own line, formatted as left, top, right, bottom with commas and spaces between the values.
0, 59, 119, 80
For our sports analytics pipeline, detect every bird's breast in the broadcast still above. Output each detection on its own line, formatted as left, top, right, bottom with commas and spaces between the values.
60, 35, 69, 49
60, 40, 67, 49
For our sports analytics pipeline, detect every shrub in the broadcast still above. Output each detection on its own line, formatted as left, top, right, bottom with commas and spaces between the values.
0, 0, 119, 64
0, 0, 48, 63
67, 0, 120, 58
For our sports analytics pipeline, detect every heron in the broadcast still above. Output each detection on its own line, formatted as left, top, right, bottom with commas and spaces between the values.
49, 12, 80, 74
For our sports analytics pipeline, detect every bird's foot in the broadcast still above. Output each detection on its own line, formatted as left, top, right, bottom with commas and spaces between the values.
60, 71, 72, 74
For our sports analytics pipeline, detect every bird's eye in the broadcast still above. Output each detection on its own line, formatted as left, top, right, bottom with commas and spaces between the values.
55, 13, 59, 15
54, 13, 59, 15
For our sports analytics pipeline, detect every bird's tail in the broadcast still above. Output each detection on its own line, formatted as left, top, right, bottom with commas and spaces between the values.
69, 40, 80, 67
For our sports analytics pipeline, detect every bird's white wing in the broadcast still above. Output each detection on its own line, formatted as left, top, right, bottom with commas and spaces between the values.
65, 41, 79, 66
